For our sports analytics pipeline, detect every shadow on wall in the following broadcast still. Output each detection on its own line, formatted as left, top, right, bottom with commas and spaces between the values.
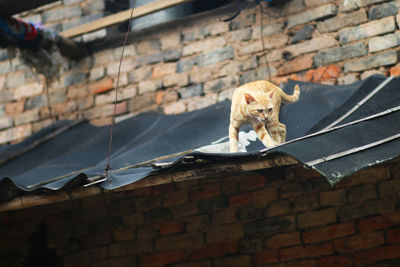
23, 222, 63, 267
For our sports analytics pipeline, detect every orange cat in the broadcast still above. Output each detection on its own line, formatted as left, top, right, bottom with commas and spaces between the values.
229, 80, 300, 152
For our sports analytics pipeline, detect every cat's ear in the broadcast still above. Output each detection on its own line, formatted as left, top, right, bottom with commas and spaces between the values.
244, 93, 256, 104
269, 91, 275, 99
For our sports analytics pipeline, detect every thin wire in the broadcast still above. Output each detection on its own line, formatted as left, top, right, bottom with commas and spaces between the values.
258, 1, 271, 82
322, 76, 394, 130
44, 77, 55, 123
305, 132, 400, 166
257, 1, 283, 19
261, 104, 400, 153
105, 2, 136, 179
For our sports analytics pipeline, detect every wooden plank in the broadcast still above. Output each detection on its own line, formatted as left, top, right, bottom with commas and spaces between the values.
60, 0, 195, 38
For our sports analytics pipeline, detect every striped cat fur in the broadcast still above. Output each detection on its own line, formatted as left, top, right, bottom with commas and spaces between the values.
229, 80, 300, 152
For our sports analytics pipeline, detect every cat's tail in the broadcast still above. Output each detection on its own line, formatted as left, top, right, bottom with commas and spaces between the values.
281, 84, 300, 103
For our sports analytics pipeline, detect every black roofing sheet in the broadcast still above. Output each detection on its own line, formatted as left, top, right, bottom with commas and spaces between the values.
1, 75, 399, 201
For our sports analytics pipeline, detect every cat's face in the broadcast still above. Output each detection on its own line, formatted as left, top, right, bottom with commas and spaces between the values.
244, 92, 274, 123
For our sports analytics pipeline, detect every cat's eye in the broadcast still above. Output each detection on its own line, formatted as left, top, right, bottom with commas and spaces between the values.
268, 108, 273, 113
257, 109, 263, 113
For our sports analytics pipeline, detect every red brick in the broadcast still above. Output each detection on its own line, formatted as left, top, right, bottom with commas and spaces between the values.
386, 227, 400, 244
174, 261, 212, 267
163, 190, 187, 206
256, 249, 279, 264
239, 174, 265, 191
113, 228, 135, 241
280, 242, 334, 261
171, 203, 199, 218
379, 178, 400, 197
221, 179, 239, 195
206, 223, 244, 243
137, 225, 157, 240
109, 240, 153, 257
297, 208, 337, 229
336, 165, 391, 188
127, 186, 152, 197
65, 246, 108, 266
188, 183, 220, 201
267, 200, 291, 216
302, 222, 356, 244
5, 101, 24, 115
390, 64, 400, 76
90, 256, 136, 267
334, 231, 385, 253
123, 213, 145, 226
319, 255, 352, 267
155, 90, 177, 106
90, 117, 113, 126
190, 241, 237, 260
252, 187, 279, 206
277, 53, 314, 76
354, 244, 400, 266
280, 182, 303, 199
156, 91, 164, 105
115, 101, 127, 115
142, 250, 186, 267
156, 233, 203, 251
212, 209, 236, 226
305, 65, 341, 83
295, 166, 323, 180
293, 194, 319, 212
214, 255, 251, 267
152, 183, 175, 196
286, 259, 318, 267
228, 192, 252, 207
90, 78, 114, 95
134, 196, 161, 212
348, 183, 377, 203
68, 86, 89, 99
320, 189, 347, 206
265, 232, 301, 248
358, 212, 400, 232
152, 63, 176, 78
159, 221, 184, 235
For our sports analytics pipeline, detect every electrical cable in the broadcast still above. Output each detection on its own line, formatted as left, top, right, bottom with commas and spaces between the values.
258, 1, 272, 82
104, 0, 137, 181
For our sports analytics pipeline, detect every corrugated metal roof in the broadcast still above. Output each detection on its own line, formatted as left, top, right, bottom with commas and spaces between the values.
1, 75, 399, 202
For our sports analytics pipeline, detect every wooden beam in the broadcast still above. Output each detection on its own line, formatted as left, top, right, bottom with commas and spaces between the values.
60, 0, 195, 39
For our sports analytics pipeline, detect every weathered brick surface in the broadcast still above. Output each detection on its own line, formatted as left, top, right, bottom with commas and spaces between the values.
302, 222, 355, 243
284, 35, 338, 58
334, 231, 385, 253
287, 4, 338, 28
317, 9, 367, 32
3, 2, 400, 265
265, 232, 301, 248
278, 54, 314, 76
190, 241, 237, 260
2, 158, 400, 266
297, 208, 337, 228
280, 242, 334, 261
344, 50, 398, 73
197, 46, 234, 67
338, 16, 395, 44
369, 33, 400, 53
8, 0, 400, 144
369, 2, 398, 20
290, 25, 315, 44
314, 42, 367, 67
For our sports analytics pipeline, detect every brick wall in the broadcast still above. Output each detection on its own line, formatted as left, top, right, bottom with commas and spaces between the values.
1, 159, 400, 266
1, 0, 400, 144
